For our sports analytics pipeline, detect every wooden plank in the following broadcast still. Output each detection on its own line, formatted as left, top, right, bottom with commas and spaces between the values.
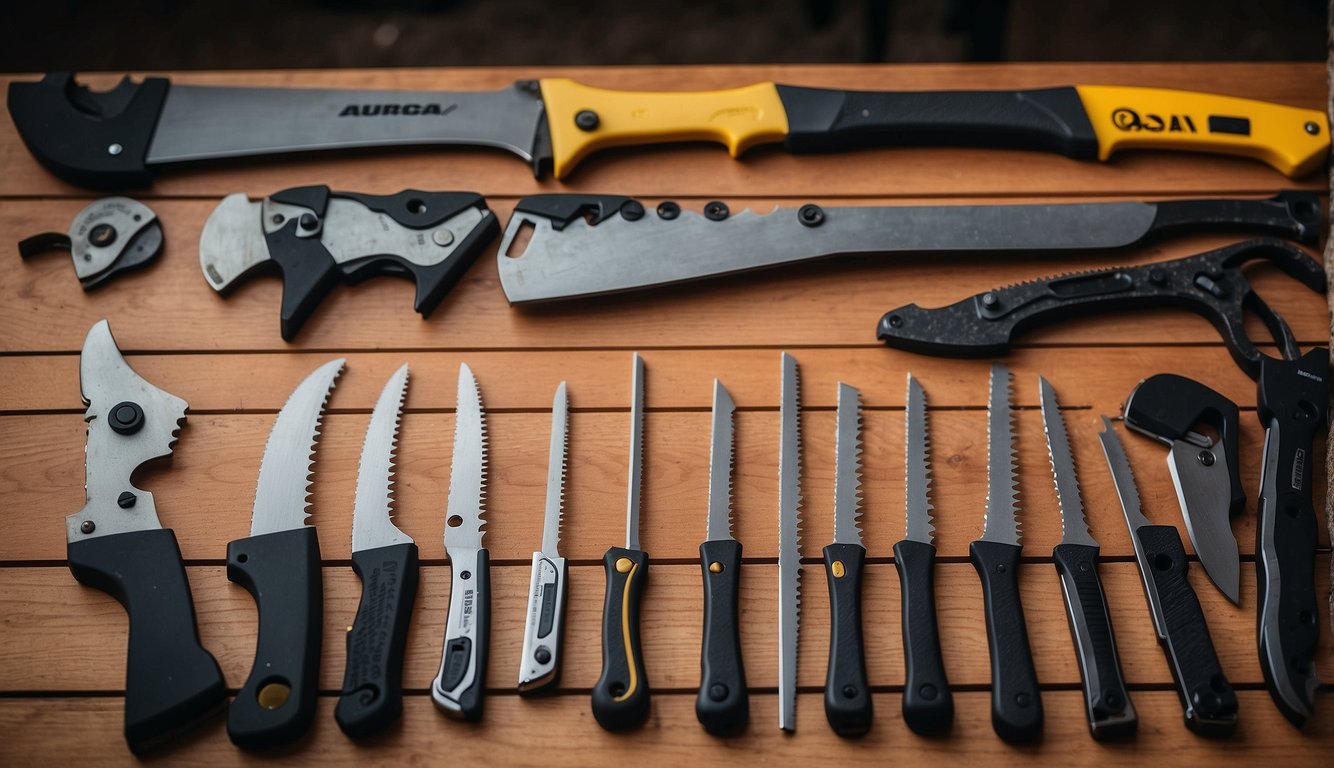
0, 691, 1327, 766
3, 409, 1326, 563
2, 64, 1326, 199
1, 194, 1326, 352
1, 558, 1328, 693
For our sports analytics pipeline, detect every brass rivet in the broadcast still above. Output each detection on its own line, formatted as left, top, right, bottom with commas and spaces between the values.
615, 557, 633, 573
346, 626, 354, 633
709, 561, 723, 574
257, 682, 291, 710
832, 560, 846, 578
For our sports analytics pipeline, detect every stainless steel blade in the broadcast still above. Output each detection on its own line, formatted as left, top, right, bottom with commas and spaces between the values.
68, 320, 187, 542
1038, 377, 1098, 548
541, 381, 569, 557
199, 193, 268, 292
445, 363, 487, 551
707, 379, 736, 542
352, 364, 414, 553
832, 383, 863, 546
498, 200, 1162, 303
148, 83, 545, 166
981, 364, 1021, 546
250, 357, 345, 536
625, 353, 645, 551
778, 352, 803, 732
904, 373, 935, 545
1096, 417, 1152, 532
1167, 439, 1241, 603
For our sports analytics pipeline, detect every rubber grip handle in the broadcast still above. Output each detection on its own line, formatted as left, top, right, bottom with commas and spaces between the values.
823, 542, 872, 737
335, 542, 420, 738
592, 546, 651, 731
893, 539, 954, 736
433, 547, 490, 721
1052, 543, 1137, 740
969, 539, 1043, 744
225, 526, 323, 749
696, 539, 748, 736
1134, 525, 1238, 737
66, 529, 226, 754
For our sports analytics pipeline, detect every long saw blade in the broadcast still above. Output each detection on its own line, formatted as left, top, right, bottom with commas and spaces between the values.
445, 363, 487, 550
250, 357, 345, 536
626, 353, 645, 551
541, 381, 568, 557
352, 364, 414, 552
1039, 377, 1097, 548
778, 353, 803, 732
833, 383, 863, 545
707, 379, 736, 542
981, 363, 1021, 545
904, 373, 935, 545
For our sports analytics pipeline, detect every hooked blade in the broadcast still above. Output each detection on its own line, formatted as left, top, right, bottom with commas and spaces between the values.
707, 380, 736, 542
541, 382, 569, 557
981, 364, 1021, 546
904, 373, 935, 545
250, 358, 345, 536
832, 383, 863, 546
351, 364, 414, 553
445, 363, 488, 551
778, 353, 803, 732
1038, 377, 1097, 548
625, 353, 645, 551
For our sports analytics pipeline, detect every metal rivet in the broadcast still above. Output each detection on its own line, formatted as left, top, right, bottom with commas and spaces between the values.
798, 203, 825, 227
656, 201, 680, 220
89, 224, 117, 248
887, 314, 903, 328
831, 560, 846, 578
1304, 121, 1320, 136
575, 110, 600, 131
257, 682, 291, 710
432, 229, 455, 247
1198, 450, 1215, 466
981, 292, 1000, 309
299, 213, 319, 230
461, 570, 471, 580
117, 491, 136, 509
80, 520, 96, 534
704, 201, 730, 221
535, 646, 552, 664
615, 557, 633, 573
108, 401, 144, 435
620, 200, 645, 221
107, 143, 123, 156
709, 561, 723, 574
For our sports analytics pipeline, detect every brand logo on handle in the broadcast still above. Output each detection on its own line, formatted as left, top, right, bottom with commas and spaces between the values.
1291, 448, 1305, 491
1111, 107, 1197, 134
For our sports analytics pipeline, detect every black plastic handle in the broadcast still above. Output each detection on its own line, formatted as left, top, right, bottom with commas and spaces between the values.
823, 542, 872, 737
66, 528, 226, 754
893, 539, 953, 736
434, 547, 490, 721
1133, 525, 1238, 737
775, 84, 1098, 159
335, 542, 420, 738
696, 539, 748, 736
226, 526, 323, 749
969, 539, 1043, 744
1052, 543, 1137, 740
592, 546, 651, 731
1254, 349, 1327, 727
1147, 191, 1322, 246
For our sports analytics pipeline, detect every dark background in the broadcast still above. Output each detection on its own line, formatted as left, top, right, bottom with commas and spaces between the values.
0, 0, 1327, 71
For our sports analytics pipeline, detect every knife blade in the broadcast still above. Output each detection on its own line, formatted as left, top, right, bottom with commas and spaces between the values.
200, 185, 498, 340
11, 73, 1328, 187
893, 373, 953, 735
971, 363, 1042, 744
226, 357, 344, 749
593, 353, 652, 731
496, 192, 1320, 304
1039, 377, 1136, 740
823, 382, 871, 737
1096, 417, 1238, 738
433, 363, 491, 721
777, 352, 803, 733
697, 380, 747, 735
335, 364, 418, 738
65, 320, 225, 754
518, 381, 571, 694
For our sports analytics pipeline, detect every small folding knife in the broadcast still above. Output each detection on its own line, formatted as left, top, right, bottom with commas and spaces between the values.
20, 197, 162, 289
200, 185, 498, 341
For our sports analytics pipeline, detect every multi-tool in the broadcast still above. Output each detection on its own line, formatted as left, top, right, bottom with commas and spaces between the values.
777, 353, 803, 733
20, 197, 162, 289
336, 365, 419, 738
433, 364, 492, 721
226, 357, 344, 749
200, 185, 498, 340
65, 320, 226, 754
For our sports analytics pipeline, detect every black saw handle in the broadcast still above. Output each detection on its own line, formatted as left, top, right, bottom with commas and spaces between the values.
1254, 349, 1327, 727
226, 527, 323, 749
823, 543, 872, 737
970, 539, 1043, 744
1133, 525, 1238, 737
1052, 543, 1137, 740
335, 542, 420, 738
66, 529, 226, 754
696, 539, 748, 736
592, 547, 651, 731
893, 539, 954, 736
877, 239, 1326, 379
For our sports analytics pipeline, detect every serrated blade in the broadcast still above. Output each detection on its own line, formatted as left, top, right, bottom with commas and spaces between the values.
833, 383, 863, 545
981, 363, 1020, 545
904, 373, 935, 545
445, 363, 487, 550
541, 381, 568, 557
1097, 417, 1151, 532
1039, 377, 1097, 548
625, 353, 645, 551
778, 352, 803, 732
250, 358, 345, 536
707, 379, 736, 542
352, 364, 414, 552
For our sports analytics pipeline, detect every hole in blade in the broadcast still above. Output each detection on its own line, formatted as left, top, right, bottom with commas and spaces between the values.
504, 219, 535, 259
447, 514, 464, 528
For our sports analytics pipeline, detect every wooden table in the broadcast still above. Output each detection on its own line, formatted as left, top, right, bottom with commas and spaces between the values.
0, 63, 1329, 765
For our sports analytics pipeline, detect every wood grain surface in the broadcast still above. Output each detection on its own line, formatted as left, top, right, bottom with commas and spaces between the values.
0, 63, 1329, 765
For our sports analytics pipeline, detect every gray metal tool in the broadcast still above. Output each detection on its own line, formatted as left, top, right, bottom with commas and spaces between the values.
20, 197, 162, 289
777, 353, 803, 733
518, 382, 570, 694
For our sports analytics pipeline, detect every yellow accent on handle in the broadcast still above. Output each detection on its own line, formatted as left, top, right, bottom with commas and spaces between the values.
539, 78, 789, 178
1076, 85, 1329, 177
614, 559, 640, 703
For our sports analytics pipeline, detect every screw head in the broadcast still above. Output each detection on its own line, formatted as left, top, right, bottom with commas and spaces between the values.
620, 200, 645, 221
704, 201, 730, 221
575, 110, 600, 131
534, 646, 552, 665
107, 143, 123, 156
117, 491, 136, 509
1305, 121, 1320, 136
656, 201, 680, 220
1198, 450, 1215, 466
108, 401, 144, 435
798, 203, 825, 227
298, 213, 319, 231
80, 520, 96, 534
432, 229, 455, 247
88, 224, 117, 248
981, 292, 1000, 309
